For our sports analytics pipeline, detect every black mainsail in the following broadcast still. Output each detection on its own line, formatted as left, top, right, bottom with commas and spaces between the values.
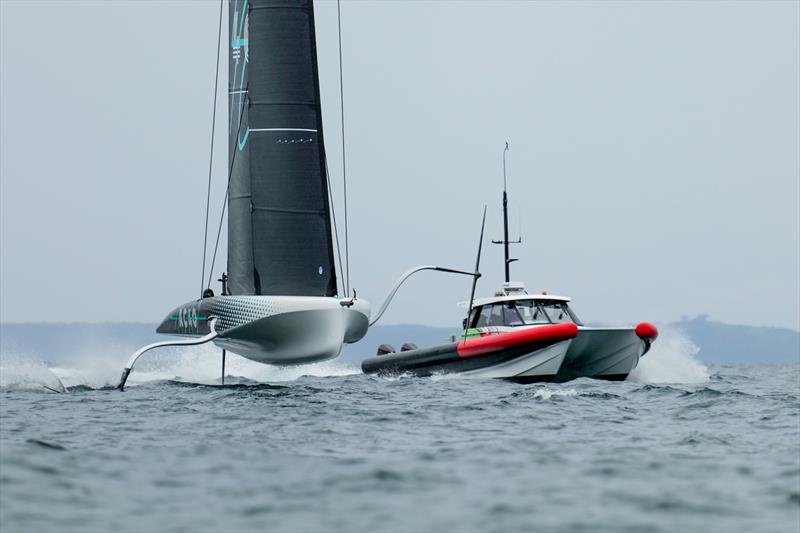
228, 0, 337, 297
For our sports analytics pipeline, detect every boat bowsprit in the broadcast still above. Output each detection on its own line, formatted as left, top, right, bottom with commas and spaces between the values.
362, 322, 578, 382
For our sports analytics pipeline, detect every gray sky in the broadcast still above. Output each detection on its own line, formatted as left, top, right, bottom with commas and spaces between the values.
1, 0, 798, 330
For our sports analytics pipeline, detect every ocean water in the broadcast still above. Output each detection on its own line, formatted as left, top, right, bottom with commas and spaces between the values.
1, 333, 798, 532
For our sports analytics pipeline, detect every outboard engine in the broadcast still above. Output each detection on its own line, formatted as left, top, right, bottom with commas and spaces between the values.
401, 343, 418, 352
376, 344, 395, 356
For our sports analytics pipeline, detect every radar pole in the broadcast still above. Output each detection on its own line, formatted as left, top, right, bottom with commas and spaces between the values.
493, 142, 520, 283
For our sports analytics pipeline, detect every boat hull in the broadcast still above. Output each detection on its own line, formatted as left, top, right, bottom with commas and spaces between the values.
455, 322, 657, 382
555, 327, 650, 382
361, 323, 577, 381
156, 295, 370, 365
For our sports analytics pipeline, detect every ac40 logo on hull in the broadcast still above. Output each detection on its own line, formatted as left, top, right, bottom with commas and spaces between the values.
171, 305, 208, 333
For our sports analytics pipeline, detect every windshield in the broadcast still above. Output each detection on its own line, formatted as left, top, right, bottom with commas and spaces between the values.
539, 301, 576, 324
472, 303, 523, 327
513, 300, 582, 325
513, 300, 551, 325
469, 300, 582, 328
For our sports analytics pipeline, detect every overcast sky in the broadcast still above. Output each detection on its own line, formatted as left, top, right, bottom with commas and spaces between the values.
1, 0, 798, 330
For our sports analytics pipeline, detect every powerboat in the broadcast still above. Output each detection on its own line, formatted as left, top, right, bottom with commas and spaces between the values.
361, 282, 657, 382
462, 283, 657, 382
362, 144, 657, 382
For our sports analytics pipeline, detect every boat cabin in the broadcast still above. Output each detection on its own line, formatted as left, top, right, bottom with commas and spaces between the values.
466, 294, 582, 329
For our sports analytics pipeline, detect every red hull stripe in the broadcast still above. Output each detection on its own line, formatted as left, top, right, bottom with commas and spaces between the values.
635, 322, 659, 341
456, 323, 579, 359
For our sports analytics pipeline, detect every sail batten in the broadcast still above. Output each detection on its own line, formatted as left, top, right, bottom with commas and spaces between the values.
227, 0, 337, 297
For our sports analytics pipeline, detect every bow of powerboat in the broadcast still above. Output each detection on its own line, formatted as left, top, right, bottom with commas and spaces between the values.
558, 322, 658, 382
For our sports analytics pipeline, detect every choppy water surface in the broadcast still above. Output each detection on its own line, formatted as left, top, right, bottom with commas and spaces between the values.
1, 340, 798, 532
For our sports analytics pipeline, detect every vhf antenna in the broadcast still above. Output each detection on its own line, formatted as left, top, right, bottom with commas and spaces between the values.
492, 141, 522, 283
463, 206, 487, 340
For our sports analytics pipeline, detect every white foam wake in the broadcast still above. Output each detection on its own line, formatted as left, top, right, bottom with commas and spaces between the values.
628, 327, 709, 384
117, 343, 359, 387
2, 342, 359, 390
0, 352, 67, 392
533, 388, 578, 400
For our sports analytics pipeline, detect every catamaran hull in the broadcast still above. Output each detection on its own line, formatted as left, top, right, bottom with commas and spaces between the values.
156, 295, 370, 365
453, 322, 658, 382
555, 324, 657, 382
361, 323, 578, 382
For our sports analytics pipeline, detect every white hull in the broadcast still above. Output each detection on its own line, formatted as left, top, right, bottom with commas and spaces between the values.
158, 296, 370, 365
121, 296, 371, 390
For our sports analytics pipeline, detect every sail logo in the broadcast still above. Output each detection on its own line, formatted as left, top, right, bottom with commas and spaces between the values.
276, 138, 313, 144
230, 0, 249, 140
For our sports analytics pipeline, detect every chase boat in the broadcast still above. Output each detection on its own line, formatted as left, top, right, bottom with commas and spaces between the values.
361, 282, 657, 382
362, 144, 658, 383
461, 283, 658, 382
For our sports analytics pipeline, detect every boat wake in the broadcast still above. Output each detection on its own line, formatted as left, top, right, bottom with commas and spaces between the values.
0, 327, 708, 392
0, 352, 67, 393
0, 343, 359, 391
628, 327, 709, 384
532, 388, 579, 400
116, 344, 360, 387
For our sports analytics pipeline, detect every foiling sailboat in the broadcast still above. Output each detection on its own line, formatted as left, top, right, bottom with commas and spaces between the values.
362, 144, 658, 382
117, 0, 371, 389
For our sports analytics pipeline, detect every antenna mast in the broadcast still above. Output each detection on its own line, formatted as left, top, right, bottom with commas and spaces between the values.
493, 142, 520, 283
502, 142, 511, 282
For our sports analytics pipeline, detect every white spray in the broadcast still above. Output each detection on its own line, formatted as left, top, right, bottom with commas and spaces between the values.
2, 341, 359, 390
628, 327, 710, 384
0, 352, 67, 392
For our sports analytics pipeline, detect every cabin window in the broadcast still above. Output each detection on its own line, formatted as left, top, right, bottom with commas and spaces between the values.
472, 306, 491, 327
502, 303, 524, 326
539, 301, 575, 324
514, 300, 551, 325
472, 303, 523, 327
487, 304, 506, 327
565, 305, 582, 325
